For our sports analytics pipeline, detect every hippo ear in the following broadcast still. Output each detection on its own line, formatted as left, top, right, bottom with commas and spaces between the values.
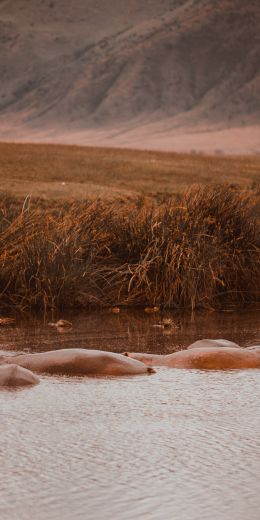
123, 352, 129, 357
147, 367, 156, 374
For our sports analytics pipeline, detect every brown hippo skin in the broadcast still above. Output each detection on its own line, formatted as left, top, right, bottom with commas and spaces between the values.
187, 339, 241, 350
124, 339, 260, 370
0, 349, 155, 376
0, 364, 40, 387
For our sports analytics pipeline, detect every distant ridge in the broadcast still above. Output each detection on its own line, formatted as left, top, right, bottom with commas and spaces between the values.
0, 0, 259, 154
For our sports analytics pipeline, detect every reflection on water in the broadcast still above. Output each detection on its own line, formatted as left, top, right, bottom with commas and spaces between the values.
0, 309, 260, 355
0, 310, 260, 520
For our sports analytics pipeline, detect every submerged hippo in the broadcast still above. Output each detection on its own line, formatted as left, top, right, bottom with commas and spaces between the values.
187, 339, 241, 350
124, 338, 260, 370
0, 364, 40, 387
247, 345, 260, 351
0, 349, 155, 377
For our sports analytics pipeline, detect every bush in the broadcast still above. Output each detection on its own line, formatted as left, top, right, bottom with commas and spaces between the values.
0, 185, 259, 312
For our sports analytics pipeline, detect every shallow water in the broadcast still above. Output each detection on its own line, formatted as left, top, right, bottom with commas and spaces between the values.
1, 310, 260, 520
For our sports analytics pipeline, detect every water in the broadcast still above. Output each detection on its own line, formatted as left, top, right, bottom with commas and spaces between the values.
1, 310, 260, 520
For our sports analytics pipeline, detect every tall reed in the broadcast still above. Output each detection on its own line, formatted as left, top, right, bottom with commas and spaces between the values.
0, 185, 259, 313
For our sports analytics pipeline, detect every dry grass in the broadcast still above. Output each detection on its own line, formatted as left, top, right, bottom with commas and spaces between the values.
0, 141, 259, 200
0, 185, 259, 313
0, 141, 259, 314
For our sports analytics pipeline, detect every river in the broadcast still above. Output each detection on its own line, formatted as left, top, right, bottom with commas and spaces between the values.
1, 310, 260, 520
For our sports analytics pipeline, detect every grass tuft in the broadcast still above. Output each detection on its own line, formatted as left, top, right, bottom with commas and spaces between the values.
0, 185, 259, 313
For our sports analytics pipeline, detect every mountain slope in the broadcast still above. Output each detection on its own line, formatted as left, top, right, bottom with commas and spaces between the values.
0, 0, 259, 153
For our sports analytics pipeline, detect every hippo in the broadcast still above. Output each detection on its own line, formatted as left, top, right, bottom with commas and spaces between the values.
187, 339, 241, 350
0, 364, 40, 387
124, 338, 260, 370
247, 345, 260, 350
0, 349, 155, 377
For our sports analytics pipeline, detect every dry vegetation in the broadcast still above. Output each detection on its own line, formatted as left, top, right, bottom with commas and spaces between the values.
0, 142, 259, 314
0, 184, 259, 313
0, 142, 260, 199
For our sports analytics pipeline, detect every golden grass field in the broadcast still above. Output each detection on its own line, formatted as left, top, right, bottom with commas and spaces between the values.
0, 141, 259, 313
0, 142, 259, 200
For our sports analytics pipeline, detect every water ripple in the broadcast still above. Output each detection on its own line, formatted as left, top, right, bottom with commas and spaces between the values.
1, 312, 260, 520
1, 368, 260, 520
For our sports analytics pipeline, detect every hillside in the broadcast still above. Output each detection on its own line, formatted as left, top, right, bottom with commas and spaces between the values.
0, 0, 259, 153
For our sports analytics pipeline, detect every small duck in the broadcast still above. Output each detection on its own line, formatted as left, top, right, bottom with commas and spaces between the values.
162, 318, 177, 328
111, 307, 120, 314
0, 317, 15, 326
48, 319, 72, 328
152, 318, 178, 330
144, 306, 160, 314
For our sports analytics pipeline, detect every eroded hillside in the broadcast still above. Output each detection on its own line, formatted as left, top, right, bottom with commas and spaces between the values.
0, 0, 259, 152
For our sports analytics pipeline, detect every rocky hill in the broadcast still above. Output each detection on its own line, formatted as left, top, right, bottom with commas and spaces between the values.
0, 0, 259, 153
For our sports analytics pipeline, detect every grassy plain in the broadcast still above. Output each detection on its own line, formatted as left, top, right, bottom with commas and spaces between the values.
0, 141, 259, 200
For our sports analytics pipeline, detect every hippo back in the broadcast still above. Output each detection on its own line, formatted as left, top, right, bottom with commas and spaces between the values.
0, 364, 40, 387
187, 339, 241, 350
